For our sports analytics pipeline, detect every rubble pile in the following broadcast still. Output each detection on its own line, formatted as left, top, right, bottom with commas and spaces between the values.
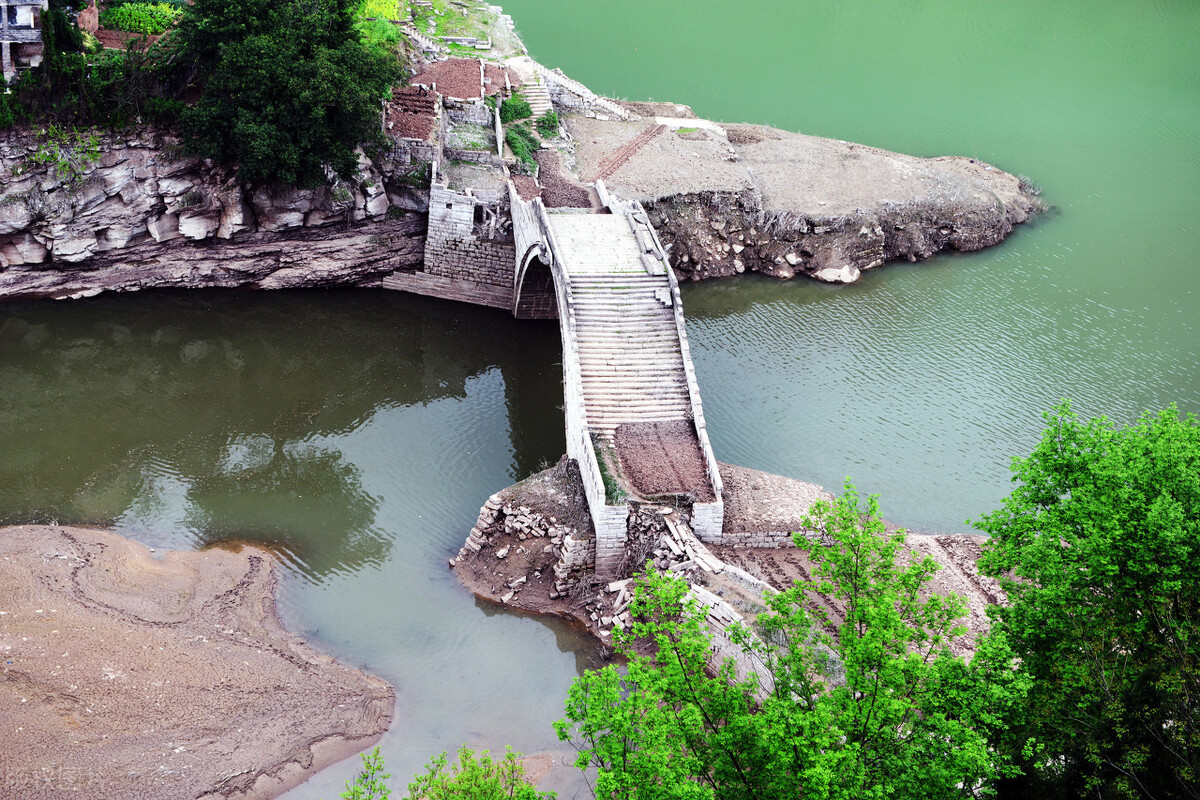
451, 492, 595, 602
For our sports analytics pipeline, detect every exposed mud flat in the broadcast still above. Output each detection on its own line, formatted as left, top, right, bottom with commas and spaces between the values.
0, 525, 394, 800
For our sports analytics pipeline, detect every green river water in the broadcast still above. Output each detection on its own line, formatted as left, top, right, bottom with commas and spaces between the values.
1, 0, 1197, 795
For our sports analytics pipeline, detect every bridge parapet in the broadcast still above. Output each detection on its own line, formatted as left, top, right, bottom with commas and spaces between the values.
510, 183, 631, 574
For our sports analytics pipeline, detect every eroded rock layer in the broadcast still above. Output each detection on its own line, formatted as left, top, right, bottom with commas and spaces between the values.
0, 130, 428, 300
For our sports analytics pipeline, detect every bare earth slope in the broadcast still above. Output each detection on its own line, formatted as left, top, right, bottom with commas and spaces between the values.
0, 525, 394, 800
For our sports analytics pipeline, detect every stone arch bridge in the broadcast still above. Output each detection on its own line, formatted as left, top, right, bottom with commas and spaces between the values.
386, 177, 723, 577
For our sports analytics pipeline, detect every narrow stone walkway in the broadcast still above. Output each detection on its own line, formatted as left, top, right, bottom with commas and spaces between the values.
546, 214, 692, 438
521, 80, 553, 118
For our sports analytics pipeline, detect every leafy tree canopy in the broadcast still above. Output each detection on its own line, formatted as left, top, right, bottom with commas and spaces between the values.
177, 0, 401, 186
557, 483, 1025, 800
977, 402, 1200, 799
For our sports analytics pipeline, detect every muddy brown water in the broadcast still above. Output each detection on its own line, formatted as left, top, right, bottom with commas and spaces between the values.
2, 0, 1199, 795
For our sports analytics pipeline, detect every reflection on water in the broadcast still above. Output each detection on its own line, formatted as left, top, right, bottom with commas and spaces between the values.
0, 289, 565, 581
0, 288, 593, 797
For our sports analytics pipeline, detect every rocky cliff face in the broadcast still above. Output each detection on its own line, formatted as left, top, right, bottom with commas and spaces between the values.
0, 129, 428, 300
647, 177, 1041, 284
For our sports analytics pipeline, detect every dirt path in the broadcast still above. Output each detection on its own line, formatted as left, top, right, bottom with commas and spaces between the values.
0, 525, 394, 800
614, 420, 715, 501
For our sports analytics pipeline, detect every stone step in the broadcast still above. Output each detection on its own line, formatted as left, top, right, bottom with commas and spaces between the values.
580, 366, 686, 376
570, 277, 665, 287
582, 393, 690, 404
579, 361, 687, 372
576, 348, 684, 359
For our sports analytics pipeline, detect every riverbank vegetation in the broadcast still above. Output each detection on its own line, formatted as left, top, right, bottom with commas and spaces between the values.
176, 0, 402, 185
2, 0, 406, 185
977, 403, 1200, 798
354, 403, 1198, 800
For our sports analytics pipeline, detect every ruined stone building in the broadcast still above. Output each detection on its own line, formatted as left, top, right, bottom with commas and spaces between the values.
1, 0, 46, 83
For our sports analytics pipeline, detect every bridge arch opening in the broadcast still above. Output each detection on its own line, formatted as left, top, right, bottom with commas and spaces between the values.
513, 251, 558, 320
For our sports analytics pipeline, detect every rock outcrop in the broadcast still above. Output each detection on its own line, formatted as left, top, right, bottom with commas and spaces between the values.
565, 115, 1044, 284
0, 129, 428, 300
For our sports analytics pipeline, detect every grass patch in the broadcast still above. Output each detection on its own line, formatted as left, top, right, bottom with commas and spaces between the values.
535, 109, 559, 137
98, 2, 181, 34
500, 92, 532, 124
505, 122, 539, 166
592, 434, 628, 505
357, 0, 402, 19
411, 0, 496, 41
675, 127, 700, 135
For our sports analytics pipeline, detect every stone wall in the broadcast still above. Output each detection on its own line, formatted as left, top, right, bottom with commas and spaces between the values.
454, 493, 595, 599
422, 183, 516, 306
442, 148, 504, 168
444, 99, 492, 126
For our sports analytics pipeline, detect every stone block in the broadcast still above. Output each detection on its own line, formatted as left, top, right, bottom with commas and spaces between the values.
179, 210, 220, 240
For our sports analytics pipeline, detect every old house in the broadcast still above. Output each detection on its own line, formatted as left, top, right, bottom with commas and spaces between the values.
1, 0, 46, 83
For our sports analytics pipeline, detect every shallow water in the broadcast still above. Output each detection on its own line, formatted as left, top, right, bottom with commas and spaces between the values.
1, 0, 1198, 795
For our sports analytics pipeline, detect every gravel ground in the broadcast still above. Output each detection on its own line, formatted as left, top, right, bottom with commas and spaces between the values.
714, 463, 1003, 654
614, 420, 716, 502
0, 526, 394, 800
566, 115, 1032, 220
533, 150, 594, 208
568, 117, 753, 200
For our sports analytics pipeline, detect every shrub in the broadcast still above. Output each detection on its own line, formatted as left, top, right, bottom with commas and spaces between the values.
499, 92, 531, 124
99, 3, 182, 35
177, 0, 402, 186
505, 122, 539, 167
341, 746, 390, 800
535, 109, 558, 137
407, 746, 555, 800
0, 92, 15, 130
143, 95, 185, 124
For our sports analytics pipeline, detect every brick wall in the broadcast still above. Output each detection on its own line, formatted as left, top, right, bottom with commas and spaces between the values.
423, 183, 516, 294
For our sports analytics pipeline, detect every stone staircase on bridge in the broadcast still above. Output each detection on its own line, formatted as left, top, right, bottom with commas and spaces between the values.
548, 214, 692, 437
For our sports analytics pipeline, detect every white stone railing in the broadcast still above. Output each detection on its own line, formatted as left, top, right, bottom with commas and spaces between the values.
534, 64, 632, 121
508, 182, 630, 578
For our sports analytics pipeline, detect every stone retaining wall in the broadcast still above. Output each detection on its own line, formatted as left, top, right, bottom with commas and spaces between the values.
422, 183, 516, 305
455, 493, 595, 598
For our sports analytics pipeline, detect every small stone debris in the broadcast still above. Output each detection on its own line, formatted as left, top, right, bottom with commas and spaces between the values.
495, 545, 510, 559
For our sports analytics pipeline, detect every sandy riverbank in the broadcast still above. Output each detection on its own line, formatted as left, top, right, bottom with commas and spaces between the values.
0, 525, 394, 800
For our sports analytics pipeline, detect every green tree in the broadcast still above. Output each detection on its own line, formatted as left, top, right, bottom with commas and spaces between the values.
976, 403, 1200, 799
342, 746, 391, 800
557, 483, 1024, 800
177, 0, 401, 186
405, 746, 556, 800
